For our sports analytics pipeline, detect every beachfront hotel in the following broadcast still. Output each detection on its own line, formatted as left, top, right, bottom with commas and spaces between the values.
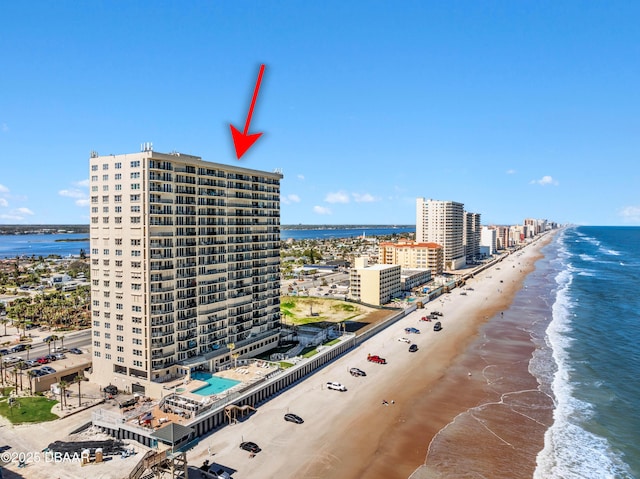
464, 211, 481, 262
349, 257, 401, 306
88, 146, 283, 398
416, 198, 466, 270
378, 239, 444, 275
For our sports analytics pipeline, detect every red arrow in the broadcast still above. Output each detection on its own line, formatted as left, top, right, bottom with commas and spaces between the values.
230, 64, 265, 159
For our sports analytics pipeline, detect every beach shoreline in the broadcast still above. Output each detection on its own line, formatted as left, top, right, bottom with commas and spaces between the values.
183, 232, 556, 479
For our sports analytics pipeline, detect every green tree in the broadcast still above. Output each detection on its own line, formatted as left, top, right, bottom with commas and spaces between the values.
74, 374, 84, 407
59, 380, 68, 409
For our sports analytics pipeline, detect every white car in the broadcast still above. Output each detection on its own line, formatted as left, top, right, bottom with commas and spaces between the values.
397, 337, 411, 343
326, 382, 347, 391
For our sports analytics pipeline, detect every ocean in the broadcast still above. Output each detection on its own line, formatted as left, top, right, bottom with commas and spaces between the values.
0, 227, 414, 258
534, 226, 639, 478
415, 226, 638, 478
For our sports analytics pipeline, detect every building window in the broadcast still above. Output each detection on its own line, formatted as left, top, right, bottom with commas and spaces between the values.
131, 205, 140, 213
117, 357, 124, 363
91, 175, 98, 182
92, 165, 98, 171
114, 195, 122, 203
102, 174, 109, 181
115, 184, 122, 191
102, 195, 109, 202
130, 160, 140, 168
131, 216, 141, 224
115, 162, 122, 169
131, 172, 140, 179
131, 183, 140, 190
102, 163, 108, 170
117, 324, 124, 331
115, 174, 121, 180
131, 239, 141, 246
131, 251, 141, 257
103, 185, 109, 192
130, 194, 140, 201
117, 335, 124, 342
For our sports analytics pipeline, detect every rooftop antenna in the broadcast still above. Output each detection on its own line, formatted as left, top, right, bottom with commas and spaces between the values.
90, 150, 98, 158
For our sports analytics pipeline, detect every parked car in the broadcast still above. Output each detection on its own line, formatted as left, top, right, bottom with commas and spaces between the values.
349, 367, 366, 377
404, 327, 420, 334
397, 337, 411, 343
284, 413, 304, 424
41, 366, 56, 374
30, 369, 45, 377
2, 356, 21, 365
36, 357, 50, 364
430, 311, 443, 316
419, 316, 432, 322
326, 382, 347, 391
42, 336, 53, 343
367, 354, 387, 364
409, 344, 418, 352
25, 359, 38, 368
45, 354, 57, 362
69, 348, 83, 354
54, 353, 66, 360
103, 385, 118, 395
0, 349, 9, 356
10, 344, 26, 353
434, 322, 442, 332
239, 441, 261, 453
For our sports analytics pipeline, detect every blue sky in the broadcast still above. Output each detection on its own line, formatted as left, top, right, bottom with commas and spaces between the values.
1, 1, 639, 226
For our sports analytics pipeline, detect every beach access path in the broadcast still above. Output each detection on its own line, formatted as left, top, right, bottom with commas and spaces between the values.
186, 237, 551, 479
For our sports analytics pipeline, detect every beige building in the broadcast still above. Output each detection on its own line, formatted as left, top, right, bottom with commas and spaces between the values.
349, 258, 401, 306
416, 198, 466, 270
464, 211, 481, 262
378, 240, 444, 275
88, 147, 282, 397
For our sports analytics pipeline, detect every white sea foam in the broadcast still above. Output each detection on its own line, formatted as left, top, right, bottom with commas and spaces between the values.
534, 235, 633, 479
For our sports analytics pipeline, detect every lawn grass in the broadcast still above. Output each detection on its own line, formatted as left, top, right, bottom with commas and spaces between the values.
0, 396, 59, 424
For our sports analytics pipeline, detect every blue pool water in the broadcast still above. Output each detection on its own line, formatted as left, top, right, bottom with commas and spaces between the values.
191, 371, 240, 396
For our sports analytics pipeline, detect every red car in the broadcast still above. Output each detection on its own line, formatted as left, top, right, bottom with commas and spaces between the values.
36, 357, 50, 364
367, 354, 387, 364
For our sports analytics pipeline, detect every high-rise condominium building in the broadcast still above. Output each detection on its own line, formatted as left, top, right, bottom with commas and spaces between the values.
464, 211, 481, 262
88, 148, 282, 398
416, 198, 466, 270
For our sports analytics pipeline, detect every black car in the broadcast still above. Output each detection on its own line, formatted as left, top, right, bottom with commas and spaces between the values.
284, 413, 304, 424
10, 344, 26, 353
69, 348, 83, 354
239, 441, 261, 453
103, 384, 118, 395
434, 321, 442, 332
409, 344, 418, 352
0, 349, 9, 356
349, 367, 366, 377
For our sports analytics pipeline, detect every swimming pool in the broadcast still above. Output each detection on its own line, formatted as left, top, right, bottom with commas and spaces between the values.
191, 371, 241, 396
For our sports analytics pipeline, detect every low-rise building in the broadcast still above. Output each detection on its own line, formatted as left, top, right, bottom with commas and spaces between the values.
349, 258, 401, 306
400, 268, 432, 292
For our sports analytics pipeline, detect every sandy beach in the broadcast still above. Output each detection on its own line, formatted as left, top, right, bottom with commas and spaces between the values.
186, 233, 555, 479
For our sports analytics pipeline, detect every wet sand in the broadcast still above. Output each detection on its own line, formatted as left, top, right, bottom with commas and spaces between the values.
186, 234, 555, 479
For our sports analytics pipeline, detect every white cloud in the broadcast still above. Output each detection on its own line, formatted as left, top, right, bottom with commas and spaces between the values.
15, 207, 34, 215
619, 206, 640, 223
297, 174, 305, 181
0, 198, 7, 207
313, 205, 332, 215
352, 193, 376, 203
506, 169, 516, 175
59, 189, 86, 199
59, 183, 89, 207
0, 184, 9, 194
281, 194, 301, 205
0, 214, 23, 221
325, 191, 350, 204
0, 207, 34, 221
530, 175, 558, 186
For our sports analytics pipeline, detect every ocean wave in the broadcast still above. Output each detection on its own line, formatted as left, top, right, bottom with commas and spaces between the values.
534, 238, 633, 479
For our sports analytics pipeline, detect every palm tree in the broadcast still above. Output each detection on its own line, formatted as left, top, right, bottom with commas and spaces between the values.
74, 374, 83, 407
27, 370, 36, 395
59, 380, 68, 410
45, 337, 54, 355
59, 335, 65, 351
25, 344, 31, 360
17, 361, 24, 392
0, 316, 7, 337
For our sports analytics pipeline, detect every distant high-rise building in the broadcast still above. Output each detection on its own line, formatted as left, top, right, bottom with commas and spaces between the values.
416, 198, 466, 270
88, 148, 283, 397
464, 211, 481, 262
